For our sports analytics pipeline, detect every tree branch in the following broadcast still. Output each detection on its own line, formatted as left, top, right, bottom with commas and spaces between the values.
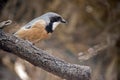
0, 21, 91, 80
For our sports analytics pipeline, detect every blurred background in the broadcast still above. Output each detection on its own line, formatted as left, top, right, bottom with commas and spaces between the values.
0, 0, 119, 80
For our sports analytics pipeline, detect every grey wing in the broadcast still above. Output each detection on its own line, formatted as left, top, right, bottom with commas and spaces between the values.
23, 23, 32, 29
23, 16, 42, 29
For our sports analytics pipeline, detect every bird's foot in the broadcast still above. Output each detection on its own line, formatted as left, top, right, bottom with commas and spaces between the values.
43, 48, 53, 54
26, 40, 34, 45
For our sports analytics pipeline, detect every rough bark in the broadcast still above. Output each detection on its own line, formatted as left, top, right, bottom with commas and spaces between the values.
0, 21, 91, 80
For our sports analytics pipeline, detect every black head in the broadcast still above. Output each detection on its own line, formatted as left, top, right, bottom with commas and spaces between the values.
50, 16, 66, 23
40, 12, 66, 33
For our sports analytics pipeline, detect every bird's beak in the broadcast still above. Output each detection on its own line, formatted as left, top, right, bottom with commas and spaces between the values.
61, 18, 67, 23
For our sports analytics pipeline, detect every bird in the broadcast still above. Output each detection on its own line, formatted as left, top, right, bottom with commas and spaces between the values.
14, 12, 66, 43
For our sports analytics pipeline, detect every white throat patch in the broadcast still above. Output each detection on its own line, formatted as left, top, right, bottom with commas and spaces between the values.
52, 22, 60, 30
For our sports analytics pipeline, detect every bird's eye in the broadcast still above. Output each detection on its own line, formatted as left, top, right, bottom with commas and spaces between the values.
50, 16, 61, 22
56, 17, 61, 20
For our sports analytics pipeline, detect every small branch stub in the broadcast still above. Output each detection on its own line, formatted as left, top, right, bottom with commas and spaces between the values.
0, 20, 12, 29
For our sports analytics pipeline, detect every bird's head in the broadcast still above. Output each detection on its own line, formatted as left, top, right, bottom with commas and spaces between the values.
40, 12, 66, 33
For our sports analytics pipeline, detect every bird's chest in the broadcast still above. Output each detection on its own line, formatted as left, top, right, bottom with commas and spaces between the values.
15, 20, 52, 43
25, 27, 51, 43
